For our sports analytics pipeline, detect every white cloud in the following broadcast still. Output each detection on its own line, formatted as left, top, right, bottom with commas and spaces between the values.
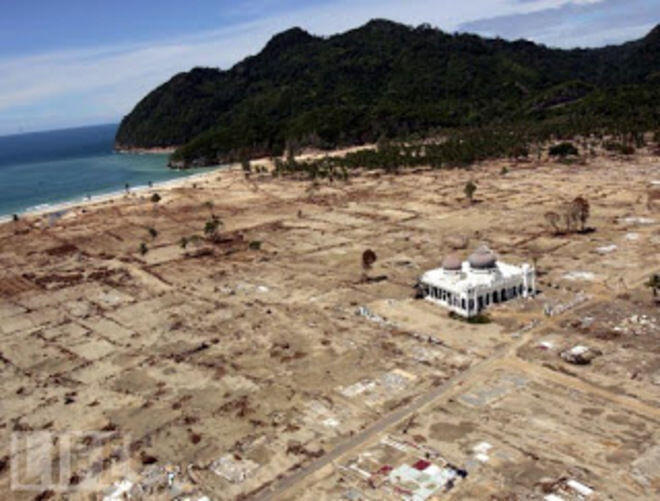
529, 21, 653, 47
460, 0, 656, 48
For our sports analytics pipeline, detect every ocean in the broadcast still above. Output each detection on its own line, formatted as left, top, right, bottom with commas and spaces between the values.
0, 124, 207, 217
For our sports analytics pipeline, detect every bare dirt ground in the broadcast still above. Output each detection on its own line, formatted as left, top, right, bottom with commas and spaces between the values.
0, 148, 658, 500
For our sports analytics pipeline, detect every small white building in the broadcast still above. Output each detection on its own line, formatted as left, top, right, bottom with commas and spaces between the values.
419, 245, 535, 318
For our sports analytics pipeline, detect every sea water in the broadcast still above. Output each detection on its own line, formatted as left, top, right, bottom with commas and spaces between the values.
0, 123, 207, 217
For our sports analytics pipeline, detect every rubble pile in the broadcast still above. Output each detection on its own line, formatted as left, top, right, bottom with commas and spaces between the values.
544, 293, 590, 316
560, 345, 602, 365
210, 454, 259, 484
613, 314, 657, 336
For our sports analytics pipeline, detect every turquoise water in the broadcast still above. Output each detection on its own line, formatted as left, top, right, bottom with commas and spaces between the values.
0, 124, 207, 217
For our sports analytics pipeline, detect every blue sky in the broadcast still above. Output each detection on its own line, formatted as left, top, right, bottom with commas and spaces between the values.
0, 0, 657, 136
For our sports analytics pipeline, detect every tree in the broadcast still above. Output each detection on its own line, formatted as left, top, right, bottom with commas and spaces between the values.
534, 143, 543, 162
147, 227, 158, 239
285, 140, 298, 166
561, 197, 589, 233
241, 156, 252, 178
151, 193, 161, 203
204, 215, 222, 242
377, 134, 390, 152
139, 242, 148, 255
646, 273, 660, 300
464, 180, 477, 204
562, 202, 579, 233
361, 249, 377, 280
118, 19, 660, 169
544, 211, 561, 234
572, 196, 590, 231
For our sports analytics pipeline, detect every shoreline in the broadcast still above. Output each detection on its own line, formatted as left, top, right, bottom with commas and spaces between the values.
0, 164, 231, 224
0, 144, 375, 225
114, 145, 178, 155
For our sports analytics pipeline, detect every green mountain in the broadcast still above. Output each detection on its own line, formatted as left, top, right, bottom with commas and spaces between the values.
115, 19, 660, 167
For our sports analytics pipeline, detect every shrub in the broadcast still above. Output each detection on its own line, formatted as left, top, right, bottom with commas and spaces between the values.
464, 180, 477, 202
204, 215, 222, 241
549, 142, 578, 157
151, 193, 161, 203
449, 312, 491, 324
467, 314, 492, 324
249, 240, 262, 251
604, 141, 635, 155
646, 273, 660, 297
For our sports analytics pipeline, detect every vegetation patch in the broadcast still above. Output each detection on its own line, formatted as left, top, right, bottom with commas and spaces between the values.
114, 20, 660, 168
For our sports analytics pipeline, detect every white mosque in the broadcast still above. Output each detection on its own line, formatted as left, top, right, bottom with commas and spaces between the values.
419, 245, 536, 318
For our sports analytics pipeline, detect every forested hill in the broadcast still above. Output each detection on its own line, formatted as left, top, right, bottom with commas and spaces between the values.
115, 19, 660, 167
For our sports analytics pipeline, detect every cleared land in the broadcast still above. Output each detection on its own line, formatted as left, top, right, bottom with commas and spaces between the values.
0, 148, 658, 500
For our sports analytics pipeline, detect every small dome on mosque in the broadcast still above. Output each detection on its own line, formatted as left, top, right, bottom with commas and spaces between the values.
468, 245, 497, 269
442, 254, 462, 271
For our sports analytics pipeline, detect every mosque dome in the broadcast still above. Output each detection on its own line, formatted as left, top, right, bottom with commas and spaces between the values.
468, 245, 497, 269
442, 254, 462, 271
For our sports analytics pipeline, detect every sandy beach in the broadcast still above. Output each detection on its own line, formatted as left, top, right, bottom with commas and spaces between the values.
0, 164, 229, 224
1, 145, 377, 225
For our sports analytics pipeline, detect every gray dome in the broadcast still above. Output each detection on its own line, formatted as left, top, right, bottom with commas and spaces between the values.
468, 245, 496, 269
442, 254, 462, 271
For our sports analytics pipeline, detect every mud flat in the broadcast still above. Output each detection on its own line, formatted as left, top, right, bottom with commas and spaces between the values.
0, 148, 658, 499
